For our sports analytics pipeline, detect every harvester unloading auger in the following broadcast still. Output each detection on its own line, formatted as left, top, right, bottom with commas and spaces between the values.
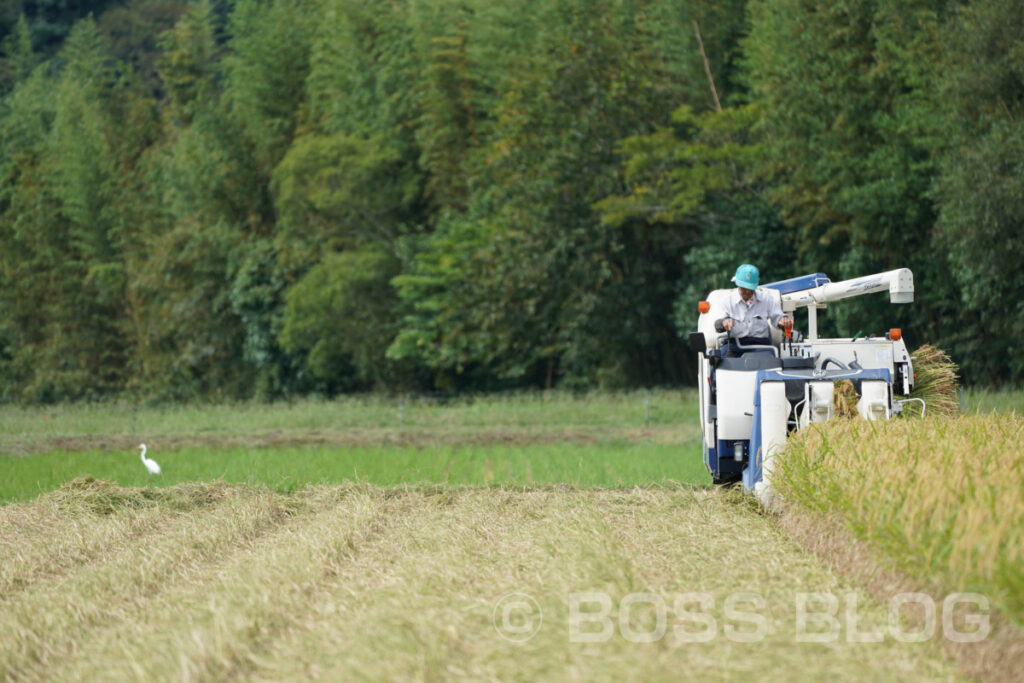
690, 269, 919, 504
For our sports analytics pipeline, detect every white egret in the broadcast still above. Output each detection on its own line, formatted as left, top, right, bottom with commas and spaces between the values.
139, 443, 161, 475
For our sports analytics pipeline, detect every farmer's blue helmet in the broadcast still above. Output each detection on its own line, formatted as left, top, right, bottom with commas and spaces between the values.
732, 264, 759, 289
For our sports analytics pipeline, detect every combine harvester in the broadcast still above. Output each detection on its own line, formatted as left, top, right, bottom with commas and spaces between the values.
690, 269, 920, 503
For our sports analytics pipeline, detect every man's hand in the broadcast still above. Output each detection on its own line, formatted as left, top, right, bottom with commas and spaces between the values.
778, 316, 793, 329
722, 318, 735, 332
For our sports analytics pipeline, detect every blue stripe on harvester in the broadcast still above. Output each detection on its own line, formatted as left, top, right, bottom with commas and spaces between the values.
762, 272, 830, 295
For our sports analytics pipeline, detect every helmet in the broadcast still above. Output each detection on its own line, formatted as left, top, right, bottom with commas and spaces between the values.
731, 264, 759, 289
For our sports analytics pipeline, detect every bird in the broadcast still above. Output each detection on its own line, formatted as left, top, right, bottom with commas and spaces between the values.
139, 443, 161, 475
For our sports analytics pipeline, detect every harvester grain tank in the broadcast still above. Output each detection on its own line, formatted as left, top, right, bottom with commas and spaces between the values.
690, 269, 918, 503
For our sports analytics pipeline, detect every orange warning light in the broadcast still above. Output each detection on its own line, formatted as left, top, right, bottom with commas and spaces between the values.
698, 301, 710, 314
889, 328, 902, 341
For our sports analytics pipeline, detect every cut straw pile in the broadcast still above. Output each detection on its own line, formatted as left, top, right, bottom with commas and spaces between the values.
908, 344, 961, 417
832, 379, 859, 417
831, 345, 960, 418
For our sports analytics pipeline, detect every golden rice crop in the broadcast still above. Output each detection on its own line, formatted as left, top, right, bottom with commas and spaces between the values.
776, 414, 1024, 624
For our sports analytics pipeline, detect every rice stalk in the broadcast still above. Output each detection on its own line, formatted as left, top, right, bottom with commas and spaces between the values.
832, 379, 859, 417
908, 344, 960, 417
777, 414, 1024, 626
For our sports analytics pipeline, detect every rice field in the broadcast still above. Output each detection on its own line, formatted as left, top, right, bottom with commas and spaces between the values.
0, 442, 706, 504
0, 481, 958, 681
2, 388, 1022, 680
776, 414, 1024, 680
0, 390, 699, 456
778, 415, 1024, 620
0, 391, 702, 503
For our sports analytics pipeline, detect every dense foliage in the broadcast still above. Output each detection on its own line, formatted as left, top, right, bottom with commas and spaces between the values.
0, 0, 1020, 402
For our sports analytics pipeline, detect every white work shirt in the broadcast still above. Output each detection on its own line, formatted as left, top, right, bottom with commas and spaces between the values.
710, 289, 785, 339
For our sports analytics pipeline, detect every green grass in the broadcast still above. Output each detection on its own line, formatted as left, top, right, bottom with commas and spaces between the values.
0, 390, 706, 502
0, 390, 697, 441
3, 385, 1021, 505
962, 387, 1024, 414
0, 442, 707, 504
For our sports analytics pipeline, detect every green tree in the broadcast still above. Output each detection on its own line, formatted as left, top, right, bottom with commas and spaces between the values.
228, 238, 308, 398
128, 217, 249, 401
97, 0, 189, 94
0, 77, 59, 400
0, 17, 154, 400
743, 0, 960, 348
50, 17, 157, 398
280, 247, 403, 390
3, 0, 122, 57
0, 13, 36, 93
132, 3, 254, 400
391, 0, 698, 388
272, 131, 419, 269
596, 104, 795, 342
407, 0, 495, 212
224, 0, 319, 177
932, 1, 1024, 384
272, 0, 430, 388
155, 0, 218, 125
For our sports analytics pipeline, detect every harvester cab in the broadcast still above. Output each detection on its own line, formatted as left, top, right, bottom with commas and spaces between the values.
691, 269, 917, 503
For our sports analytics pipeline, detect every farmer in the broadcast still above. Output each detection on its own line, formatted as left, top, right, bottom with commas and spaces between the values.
712, 264, 793, 357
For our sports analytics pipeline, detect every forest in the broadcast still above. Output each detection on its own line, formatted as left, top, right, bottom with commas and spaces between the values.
0, 0, 1021, 402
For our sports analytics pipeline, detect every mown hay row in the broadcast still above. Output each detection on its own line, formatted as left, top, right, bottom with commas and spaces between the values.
1, 484, 958, 681
0, 479, 240, 597
41, 485, 386, 682
0, 481, 315, 679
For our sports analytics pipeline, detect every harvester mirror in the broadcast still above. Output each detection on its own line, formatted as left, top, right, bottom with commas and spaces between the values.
688, 332, 707, 354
